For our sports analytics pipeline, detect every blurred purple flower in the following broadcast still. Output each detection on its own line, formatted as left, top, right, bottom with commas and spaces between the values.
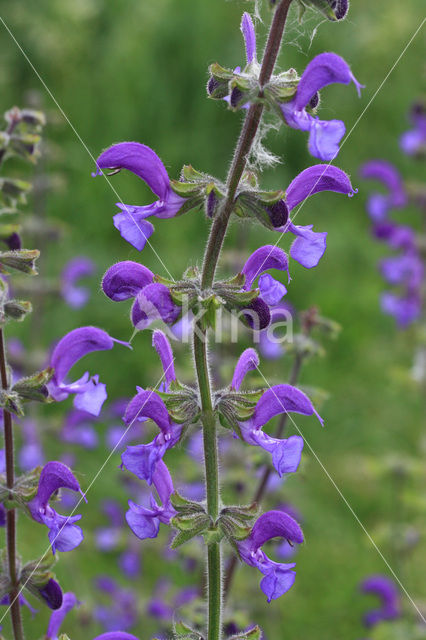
61, 256, 95, 309
360, 575, 401, 627
400, 102, 426, 156
94, 577, 138, 632
61, 408, 99, 449
19, 419, 44, 471
381, 291, 421, 328
360, 160, 406, 222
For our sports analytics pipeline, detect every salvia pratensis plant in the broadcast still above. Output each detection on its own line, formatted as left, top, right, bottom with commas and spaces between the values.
86, 2, 361, 639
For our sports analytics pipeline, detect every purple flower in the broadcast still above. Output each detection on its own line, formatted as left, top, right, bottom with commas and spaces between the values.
94, 577, 138, 632
28, 461, 86, 553
152, 329, 176, 388
95, 501, 124, 552
259, 303, 293, 360
274, 164, 356, 268
238, 510, 304, 601
118, 548, 141, 579
360, 575, 401, 627
381, 291, 421, 328
234, 367, 322, 475
241, 12, 257, 65
372, 222, 416, 251
121, 390, 182, 484
46, 592, 79, 639
60, 409, 99, 449
280, 53, 362, 160
360, 160, 407, 222
47, 326, 130, 416
379, 253, 423, 290
102, 261, 180, 331
400, 102, 426, 156
240, 245, 290, 329
61, 257, 95, 309
125, 460, 176, 540
95, 142, 185, 250
19, 419, 44, 470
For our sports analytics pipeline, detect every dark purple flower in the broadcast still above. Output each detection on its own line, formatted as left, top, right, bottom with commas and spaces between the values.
39, 578, 63, 610
238, 510, 304, 601
235, 378, 323, 476
47, 326, 130, 416
276, 164, 356, 268
121, 390, 182, 484
28, 461, 86, 553
280, 53, 362, 160
95, 142, 185, 250
360, 575, 401, 627
46, 592, 79, 639
61, 257, 95, 309
381, 291, 421, 328
102, 261, 154, 301
360, 160, 407, 222
126, 460, 176, 540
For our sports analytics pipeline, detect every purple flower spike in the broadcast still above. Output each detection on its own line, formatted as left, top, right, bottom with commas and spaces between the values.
28, 462, 85, 554
61, 257, 95, 309
48, 326, 129, 416
152, 330, 176, 387
360, 160, 407, 221
96, 142, 185, 250
360, 575, 401, 628
281, 53, 362, 160
131, 282, 181, 331
231, 348, 259, 390
46, 592, 79, 639
121, 390, 181, 483
238, 510, 303, 602
241, 13, 257, 64
126, 460, 176, 540
276, 164, 355, 268
102, 261, 154, 301
238, 384, 323, 476
381, 291, 421, 328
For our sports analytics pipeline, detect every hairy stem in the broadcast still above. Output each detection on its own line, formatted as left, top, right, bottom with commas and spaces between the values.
224, 352, 303, 599
0, 329, 25, 640
193, 2, 294, 637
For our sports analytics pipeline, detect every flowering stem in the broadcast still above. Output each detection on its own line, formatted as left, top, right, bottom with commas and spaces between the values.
224, 352, 304, 599
194, 2, 294, 637
0, 328, 25, 640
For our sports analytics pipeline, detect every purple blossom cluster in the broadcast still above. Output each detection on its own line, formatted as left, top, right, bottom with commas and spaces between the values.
361, 150, 424, 329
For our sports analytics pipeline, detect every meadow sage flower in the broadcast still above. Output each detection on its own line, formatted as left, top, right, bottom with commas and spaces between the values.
61, 256, 95, 309
360, 575, 401, 627
360, 160, 406, 222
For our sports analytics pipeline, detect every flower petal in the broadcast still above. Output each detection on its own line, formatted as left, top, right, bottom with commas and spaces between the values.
152, 330, 176, 386
113, 209, 154, 251
231, 348, 259, 390
123, 390, 171, 433
102, 261, 154, 301
97, 142, 170, 200
258, 274, 287, 305
289, 224, 328, 268
241, 12, 256, 64
293, 52, 362, 111
286, 164, 355, 211
360, 160, 406, 208
242, 245, 289, 290
260, 568, 296, 602
46, 592, 79, 639
126, 501, 160, 540
252, 384, 323, 429
131, 283, 181, 330
251, 510, 304, 549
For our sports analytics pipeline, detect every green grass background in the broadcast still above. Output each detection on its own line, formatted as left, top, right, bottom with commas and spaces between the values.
0, 0, 425, 638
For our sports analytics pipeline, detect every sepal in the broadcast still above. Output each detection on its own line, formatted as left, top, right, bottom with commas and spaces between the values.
297, 0, 348, 21
0, 249, 39, 275
12, 367, 54, 404
170, 491, 206, 516
234, 190, 286, 230
2, 299, 32, 322
155, 386, 200, 424
173, 620, 204, 640
0, 177, 32, 208
218, 504, 259, 547
0, 466, 42, 509
170, 513, 212, 549
229, 626, 263, 640
21, 554, 62, 609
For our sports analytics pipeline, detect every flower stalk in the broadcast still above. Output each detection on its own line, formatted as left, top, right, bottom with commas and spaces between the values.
0, 328, 25, 640
193, 2, 294, 638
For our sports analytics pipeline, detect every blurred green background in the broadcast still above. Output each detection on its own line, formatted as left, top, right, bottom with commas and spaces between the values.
0, 0, 425, 638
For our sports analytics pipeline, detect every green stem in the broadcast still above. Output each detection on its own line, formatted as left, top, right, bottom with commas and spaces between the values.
0, 328, 25, 640
193, 3, 294, 637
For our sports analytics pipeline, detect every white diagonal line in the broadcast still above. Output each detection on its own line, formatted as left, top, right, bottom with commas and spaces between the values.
0, 358, 176, 623
0, 16, 175, 282
254, 363, 426, 623
248, 16, 426, 284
